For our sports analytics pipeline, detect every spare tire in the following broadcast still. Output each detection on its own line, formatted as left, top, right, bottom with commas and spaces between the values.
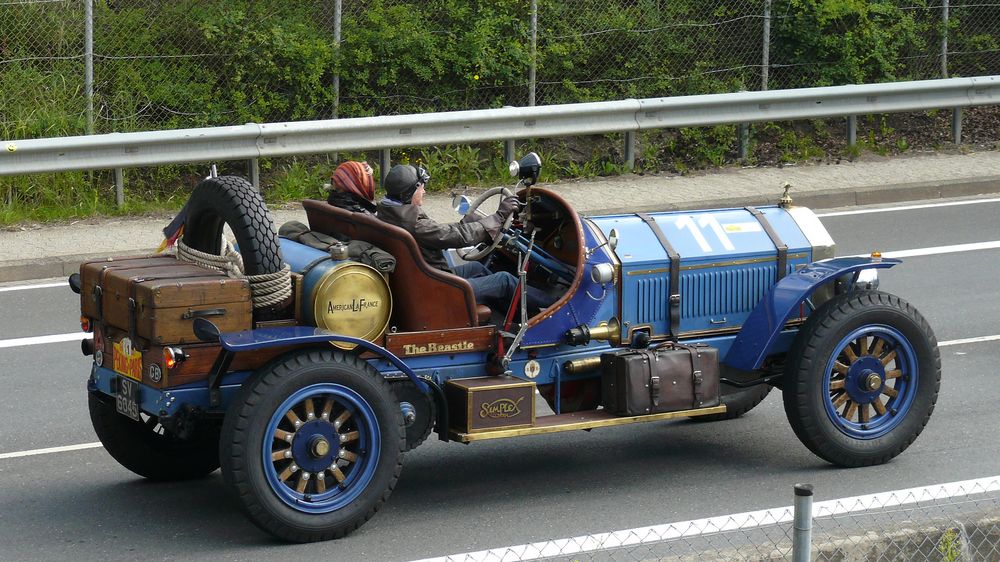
183, 176, 282, 277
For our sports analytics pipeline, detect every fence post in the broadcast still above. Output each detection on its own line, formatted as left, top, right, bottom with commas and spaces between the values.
85, 0, 94, 135
333, 0, 342, 118
941, 0, 949, 78
761, 0, 771, 92
847, 115, 857, 147
114, 168, 124, 207
793, 484, 814, 562
624, 131, 635, 171
952, 107, 963, 144
379, 149, 391, 189
739, 124, 750, 161
528, 0, 537, 106
504, 140, 516, 166
249, 159, 260, 191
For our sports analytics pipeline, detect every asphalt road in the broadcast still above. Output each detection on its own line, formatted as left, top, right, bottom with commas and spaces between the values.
1, 198, 999, 561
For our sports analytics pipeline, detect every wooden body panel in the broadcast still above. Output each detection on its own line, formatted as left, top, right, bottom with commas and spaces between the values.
384, 326, 496, 358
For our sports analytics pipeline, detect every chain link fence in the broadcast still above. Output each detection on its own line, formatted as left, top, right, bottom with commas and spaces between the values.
3, 1, 1000, 141
417, 477, 1000, 561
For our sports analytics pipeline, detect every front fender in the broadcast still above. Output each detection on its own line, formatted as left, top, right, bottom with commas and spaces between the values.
723, 257, 900, 371
219, 326, 429, 394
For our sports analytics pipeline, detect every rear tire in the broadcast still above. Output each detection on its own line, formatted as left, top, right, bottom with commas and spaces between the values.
220, 349, 404, 542
89, 392, 220, 480
782, 291, 940, 467
390, 380, 436, 452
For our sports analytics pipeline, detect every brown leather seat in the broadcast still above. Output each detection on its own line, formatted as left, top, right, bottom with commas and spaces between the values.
302, 200, 484, 332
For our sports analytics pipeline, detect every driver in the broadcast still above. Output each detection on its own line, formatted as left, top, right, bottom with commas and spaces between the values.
376, 164, 555, 313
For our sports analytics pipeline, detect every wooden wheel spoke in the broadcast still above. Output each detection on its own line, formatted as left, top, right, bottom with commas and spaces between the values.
871, 338, 885, 359
859, 403, 870, 423
829, 380, 846, 391
873, 398, 887, 416
880, 349, 897, 367
330, 466, 347, 484
833, 361, 850, 375
333, 409, 351, 428
844, 401, 858, 421
882, 386, 898, 398
339, 430, 360, 444
304, 398, 315, 420
320, 398, 334, 420
296, 473, 309, 493
285, 409, 302, 427
832, 392, 850, 408
843, 344, 858, 363
278, 464, 297, 482
339, 449, 359, 463
859, 336, 870, 355
273, 429, 294, 443
316, 472, 327, 494
271, 448, 291, 462
885, 369, 902, 380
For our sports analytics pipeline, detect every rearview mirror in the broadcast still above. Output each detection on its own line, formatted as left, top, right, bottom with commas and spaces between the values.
452, 194, 472, 215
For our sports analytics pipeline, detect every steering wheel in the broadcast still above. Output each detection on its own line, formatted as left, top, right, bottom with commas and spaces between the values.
458, 185, 515, 261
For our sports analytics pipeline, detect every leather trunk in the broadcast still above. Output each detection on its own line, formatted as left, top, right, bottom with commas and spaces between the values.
80, 255, 181, 320
81, 255, 252, 346
600, 343, 721, 416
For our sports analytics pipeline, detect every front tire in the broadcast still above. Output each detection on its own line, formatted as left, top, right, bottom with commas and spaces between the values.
693, 384, 772, 422
220, 349, 404, 542
89, 392, 220, 480
782, 291, 940, 467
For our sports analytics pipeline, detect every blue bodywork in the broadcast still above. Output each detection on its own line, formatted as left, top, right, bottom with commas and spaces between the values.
87, 193, 896, 422
725, 256, 900, 371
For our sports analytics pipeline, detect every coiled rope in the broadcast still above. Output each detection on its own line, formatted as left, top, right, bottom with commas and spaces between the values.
175, 237, 292, 309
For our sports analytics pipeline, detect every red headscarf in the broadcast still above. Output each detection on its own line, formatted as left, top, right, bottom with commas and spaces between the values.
332, 161, 375, 203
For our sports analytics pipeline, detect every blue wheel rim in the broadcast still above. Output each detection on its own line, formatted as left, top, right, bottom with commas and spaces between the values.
822, 324, 918, 440
263, 383, 381, 514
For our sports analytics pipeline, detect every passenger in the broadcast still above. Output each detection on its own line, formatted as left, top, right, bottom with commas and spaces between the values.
376, 164, 555, 313
327, 161, 376, 214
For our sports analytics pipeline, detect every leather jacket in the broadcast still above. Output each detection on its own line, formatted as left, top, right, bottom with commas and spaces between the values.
376, 198, 491, 272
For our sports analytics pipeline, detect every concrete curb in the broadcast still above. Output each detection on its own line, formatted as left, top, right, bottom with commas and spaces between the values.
5, 175, 1000, 285
580, 174, 1000, 216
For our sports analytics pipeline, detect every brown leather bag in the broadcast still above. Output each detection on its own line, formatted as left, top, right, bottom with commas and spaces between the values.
600, 342, 721, 416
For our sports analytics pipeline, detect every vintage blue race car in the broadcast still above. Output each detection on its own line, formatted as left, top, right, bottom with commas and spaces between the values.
73, 153, 940, 542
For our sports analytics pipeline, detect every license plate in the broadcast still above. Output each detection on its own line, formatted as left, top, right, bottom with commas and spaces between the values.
112, 337, 142, 381
116, 376, 141, 421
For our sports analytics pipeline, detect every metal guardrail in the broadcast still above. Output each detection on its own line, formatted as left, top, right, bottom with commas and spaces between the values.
2, 76, 999, 176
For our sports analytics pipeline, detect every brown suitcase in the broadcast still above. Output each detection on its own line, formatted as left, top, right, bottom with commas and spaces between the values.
80, 255, 181, 319
83, 256, 252, 346
600, 343, 721, 415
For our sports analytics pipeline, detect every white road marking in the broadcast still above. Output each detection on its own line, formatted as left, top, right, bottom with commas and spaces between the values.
0, 332, 87, 349
849, 240, 1000, 259
0, 442, 102, 460
414, 475, 1000, 562
818, 197, 1000, 217
0, 281, 67, 292
939, 334, 1000, 347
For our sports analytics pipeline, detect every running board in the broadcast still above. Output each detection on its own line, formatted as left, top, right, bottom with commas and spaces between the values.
450, 404, 727, 443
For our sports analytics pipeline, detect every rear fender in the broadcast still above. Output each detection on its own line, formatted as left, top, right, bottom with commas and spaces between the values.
723, 257, 900, 371
219, 326, 429, 394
